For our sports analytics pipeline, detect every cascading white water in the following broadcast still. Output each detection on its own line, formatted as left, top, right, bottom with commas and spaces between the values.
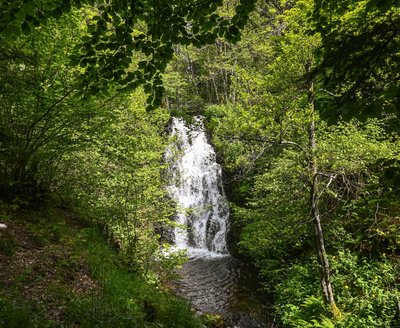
165, 116, 229, 257
166, 117, 273, 327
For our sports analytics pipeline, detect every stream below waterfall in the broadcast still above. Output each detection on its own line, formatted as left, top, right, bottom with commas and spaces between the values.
166, 117, 275, 328
175, 255, 275, 327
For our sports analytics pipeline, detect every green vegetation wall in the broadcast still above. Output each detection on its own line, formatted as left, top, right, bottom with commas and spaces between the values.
160, 0, 400, 326
0, 9, 179, 282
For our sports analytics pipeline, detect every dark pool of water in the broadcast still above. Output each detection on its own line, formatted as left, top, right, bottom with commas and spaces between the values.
174, 255, 276, 328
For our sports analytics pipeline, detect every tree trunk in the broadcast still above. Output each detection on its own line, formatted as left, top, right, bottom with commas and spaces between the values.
306, 63, 340, 317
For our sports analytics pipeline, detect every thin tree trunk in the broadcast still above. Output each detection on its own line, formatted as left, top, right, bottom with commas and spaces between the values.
306, 63, 340, 318
212, 74, 220, 103
187, 54, 199, 97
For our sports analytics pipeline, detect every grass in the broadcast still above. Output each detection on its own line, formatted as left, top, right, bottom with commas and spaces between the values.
0, 206, 202, 328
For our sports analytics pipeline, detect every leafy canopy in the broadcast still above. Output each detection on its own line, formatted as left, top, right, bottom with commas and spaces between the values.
312, 0, 400, 121
0, 0, 256, 110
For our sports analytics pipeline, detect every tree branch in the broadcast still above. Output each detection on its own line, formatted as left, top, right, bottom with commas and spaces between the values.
226, 135, 305, 152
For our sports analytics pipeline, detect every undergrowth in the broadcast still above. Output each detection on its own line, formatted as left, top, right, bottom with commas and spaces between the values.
0, 206, 201, 328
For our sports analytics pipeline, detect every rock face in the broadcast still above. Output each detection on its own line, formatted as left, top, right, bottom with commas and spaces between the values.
165, 116, 229, 256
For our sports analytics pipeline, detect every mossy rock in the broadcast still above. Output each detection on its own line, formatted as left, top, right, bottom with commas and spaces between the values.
201, 313, 226, 328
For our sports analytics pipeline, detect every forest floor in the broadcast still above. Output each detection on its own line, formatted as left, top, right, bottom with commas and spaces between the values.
0, 204, 204, 328
0, 207, 99, 324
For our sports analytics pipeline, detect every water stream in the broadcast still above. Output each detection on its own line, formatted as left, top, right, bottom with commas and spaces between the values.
166, 117, 275, 327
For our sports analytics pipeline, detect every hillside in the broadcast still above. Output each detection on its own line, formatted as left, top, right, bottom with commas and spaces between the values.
0, 204, 202, 328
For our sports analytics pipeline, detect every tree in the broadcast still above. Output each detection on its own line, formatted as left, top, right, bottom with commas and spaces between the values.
312, 0, 400, 122
305, 60, 339, 316
0, 10, 108, 201
57, 88, 178, 279
0, 0, 257, 109
200, 1, 399, 324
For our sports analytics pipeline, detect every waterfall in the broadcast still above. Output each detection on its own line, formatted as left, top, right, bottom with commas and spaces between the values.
166, 117, 229, 257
